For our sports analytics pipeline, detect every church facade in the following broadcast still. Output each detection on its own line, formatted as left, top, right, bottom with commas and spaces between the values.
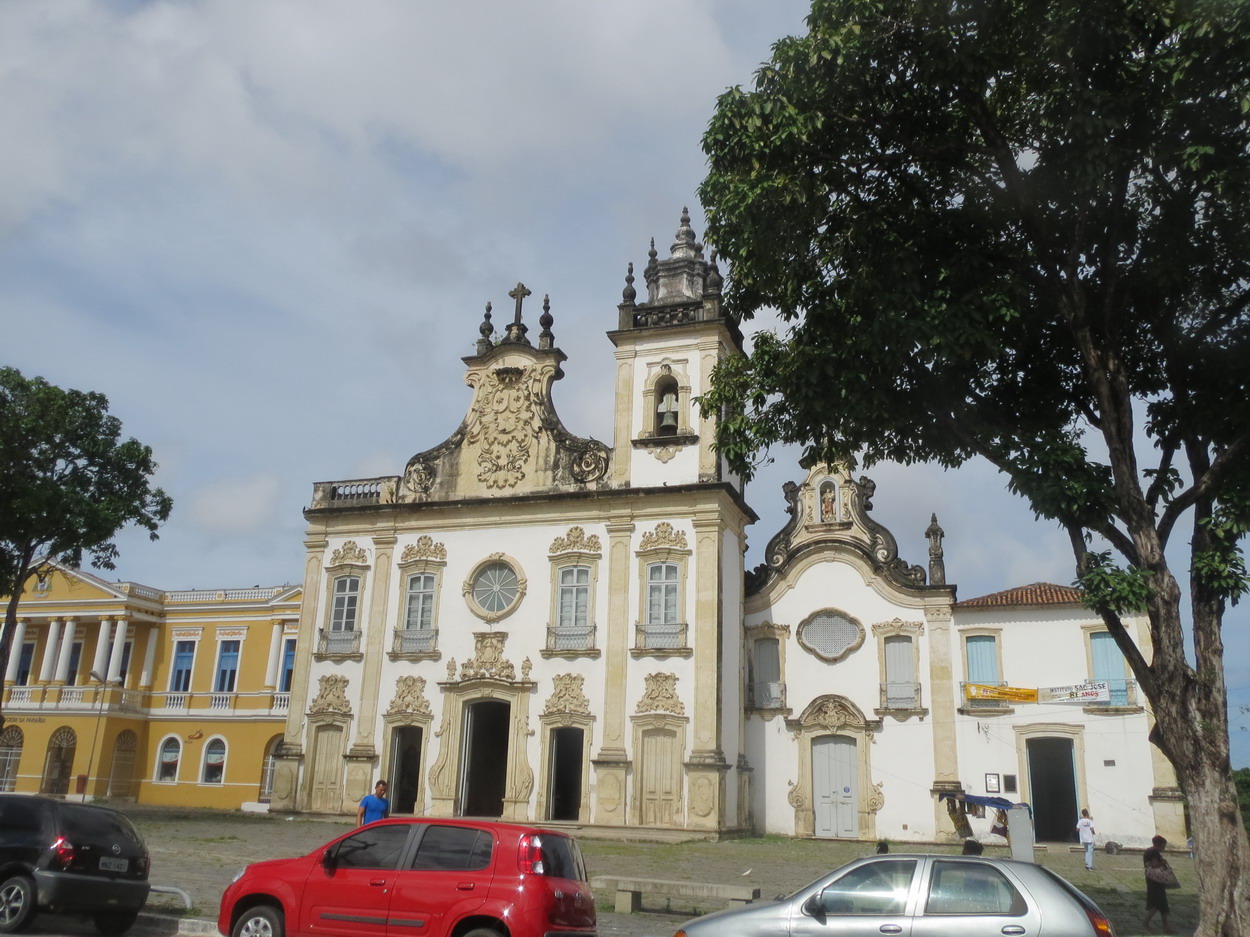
263, 211, 1183, 848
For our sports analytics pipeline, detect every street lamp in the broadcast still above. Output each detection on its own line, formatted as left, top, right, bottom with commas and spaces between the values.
84, 670, 118, 800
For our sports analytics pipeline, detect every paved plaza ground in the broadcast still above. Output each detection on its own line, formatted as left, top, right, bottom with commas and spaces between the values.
21, 804, 1197, 937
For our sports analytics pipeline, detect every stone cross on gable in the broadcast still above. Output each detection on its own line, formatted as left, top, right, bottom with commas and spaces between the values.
509, 282, 531, 325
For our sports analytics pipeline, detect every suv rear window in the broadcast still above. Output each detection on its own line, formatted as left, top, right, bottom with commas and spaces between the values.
59, 804, 145, 845
537, 834, 586, 881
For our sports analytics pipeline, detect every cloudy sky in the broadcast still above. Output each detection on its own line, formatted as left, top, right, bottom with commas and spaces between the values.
3, 0, 1245, 765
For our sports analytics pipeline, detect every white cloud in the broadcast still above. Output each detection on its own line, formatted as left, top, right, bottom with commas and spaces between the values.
184, 474, 285, 535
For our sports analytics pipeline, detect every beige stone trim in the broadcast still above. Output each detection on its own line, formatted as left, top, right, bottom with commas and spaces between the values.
426, 673, 536, 821
381, 676, 434, 816
392, 539, 447, 660
597, 520, 635, 764
537, 678, 595, 823
745, 621, 791, 715
871, 618, 927, 719
544, 528, 601, 657
796, 607, 865, 664
634, 524, 692, 655
630, 711, 688, 827
354, 536, 395, 756
1013, 722, 1088, 813
785, 695, 882, 840
638, 358, 692, 439
462, 553, 527, 624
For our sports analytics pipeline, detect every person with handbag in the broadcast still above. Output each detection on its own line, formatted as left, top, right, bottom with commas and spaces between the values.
1142, 834, 1177, 932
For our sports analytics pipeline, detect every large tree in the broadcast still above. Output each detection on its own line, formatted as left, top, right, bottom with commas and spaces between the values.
699, 0, 1249, 933
0, 366, 172, 728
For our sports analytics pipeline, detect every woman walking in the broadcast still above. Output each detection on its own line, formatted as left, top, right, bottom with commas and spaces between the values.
1142, 835, 1173, 933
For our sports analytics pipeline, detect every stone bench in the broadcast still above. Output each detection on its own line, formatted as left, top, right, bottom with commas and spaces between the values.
591, 875, 761, 914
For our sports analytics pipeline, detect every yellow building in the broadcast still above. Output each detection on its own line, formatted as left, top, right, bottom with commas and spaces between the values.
0, 564, 300, 810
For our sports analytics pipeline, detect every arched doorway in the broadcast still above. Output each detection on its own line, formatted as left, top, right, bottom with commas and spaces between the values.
308, 721, 345, 813
258, 735, 283, 803
108, 730, 139, 799
546, 726, 584, 821
813, 735, 858, 838
0, 725, 23, 792
389, 725, 424, 814
41, 726, 76, 795
459, 700, 510, 817
1027, 736, 1079, 842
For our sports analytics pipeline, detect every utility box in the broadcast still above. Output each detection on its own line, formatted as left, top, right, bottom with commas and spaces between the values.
1008, 804, 1036, 862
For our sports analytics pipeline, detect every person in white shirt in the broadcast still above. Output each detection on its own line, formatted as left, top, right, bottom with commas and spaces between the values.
1077, 808, 1097, 870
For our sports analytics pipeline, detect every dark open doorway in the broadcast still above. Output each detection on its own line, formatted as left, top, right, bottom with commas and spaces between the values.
1026, 736, 1079, 842
389, 725, 423, 814
460, 700, 510, 817
547, 727, 584, 821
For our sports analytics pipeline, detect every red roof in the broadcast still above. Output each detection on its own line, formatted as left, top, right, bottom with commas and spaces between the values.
955, 582, 1084, 609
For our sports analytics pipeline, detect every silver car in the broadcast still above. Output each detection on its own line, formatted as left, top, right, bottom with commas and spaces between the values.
674, 854, 1115, 937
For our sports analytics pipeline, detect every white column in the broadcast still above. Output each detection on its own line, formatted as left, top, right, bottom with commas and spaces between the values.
264, 620, 284, 689
107, 618, 128, 684
3, 619, 27, 683
140, 625, 158, 689
38, 619, 62, 682
55, 619, 79, 683
91, 618, 113, 681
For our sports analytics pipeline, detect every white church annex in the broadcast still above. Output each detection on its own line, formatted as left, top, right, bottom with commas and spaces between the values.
269, 211, 1182, 848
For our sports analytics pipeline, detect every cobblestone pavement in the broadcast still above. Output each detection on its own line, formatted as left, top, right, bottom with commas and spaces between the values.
23, 805, 1200, 937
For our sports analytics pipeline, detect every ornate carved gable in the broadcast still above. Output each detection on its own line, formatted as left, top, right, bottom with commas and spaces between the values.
746, 466, 929, 596
635, 672, 685, 715
456, 632, 520, 682
549, 527, 601, 556
543, 674, 591, 716
400, 536, 446, 564
392, 291, 609, 503
639, 522, 688, 552
386, 676, 432, 715
310, 674, 352, 714
329, 541, 368, 567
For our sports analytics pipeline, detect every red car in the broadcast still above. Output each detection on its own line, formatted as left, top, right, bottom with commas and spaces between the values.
218, 818, 596, 937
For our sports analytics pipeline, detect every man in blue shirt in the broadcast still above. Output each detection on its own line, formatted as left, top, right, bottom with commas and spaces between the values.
356, 780, 389, 825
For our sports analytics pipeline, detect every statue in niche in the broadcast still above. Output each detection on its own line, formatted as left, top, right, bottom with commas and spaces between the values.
821, 484, 837, 522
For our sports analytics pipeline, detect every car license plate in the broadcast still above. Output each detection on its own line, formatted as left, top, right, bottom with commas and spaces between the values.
99, 857, 128, 872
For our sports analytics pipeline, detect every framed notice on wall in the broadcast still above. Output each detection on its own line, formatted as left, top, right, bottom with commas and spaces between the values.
985, 773, 1001, 793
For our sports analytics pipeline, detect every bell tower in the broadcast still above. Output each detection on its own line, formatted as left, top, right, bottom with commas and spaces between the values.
608, 209, 745, 491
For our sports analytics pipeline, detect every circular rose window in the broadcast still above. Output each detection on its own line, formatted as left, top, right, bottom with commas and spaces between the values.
464, 556, 526, 622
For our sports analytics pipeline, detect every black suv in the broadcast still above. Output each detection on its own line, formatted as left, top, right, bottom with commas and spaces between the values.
0, 795, 150, 935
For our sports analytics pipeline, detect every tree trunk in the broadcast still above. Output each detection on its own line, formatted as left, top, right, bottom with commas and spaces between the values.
1175, 752, 1250, 937
1140, 594, 1250, 936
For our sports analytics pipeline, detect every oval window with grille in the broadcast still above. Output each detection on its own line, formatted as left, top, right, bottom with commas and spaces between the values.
797, 609, 864, 662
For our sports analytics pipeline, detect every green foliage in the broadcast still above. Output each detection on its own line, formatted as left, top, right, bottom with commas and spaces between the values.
1077, 551, 1152, 616
0, 366, 172, 686
1236, 768, 1250, 835
699, 0, 1250, 595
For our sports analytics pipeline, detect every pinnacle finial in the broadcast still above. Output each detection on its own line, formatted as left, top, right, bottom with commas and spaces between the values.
622, 261, 636, 303
476, 301, 494, 353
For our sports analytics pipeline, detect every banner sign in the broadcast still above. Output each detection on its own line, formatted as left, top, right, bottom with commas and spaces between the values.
1038, 682, 1110, 703
965, 683, 1038, 703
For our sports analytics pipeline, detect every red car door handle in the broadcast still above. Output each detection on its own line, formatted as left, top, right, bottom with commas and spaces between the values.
370, 879, 387, 887
457, 882, 475, 891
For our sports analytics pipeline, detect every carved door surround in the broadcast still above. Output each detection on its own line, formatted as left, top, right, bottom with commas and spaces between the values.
426, 633, 536, 820
630, 672, 688, 827
786, 695, 884, 840
381, 675, 434, 815
537, 674, 595, 822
